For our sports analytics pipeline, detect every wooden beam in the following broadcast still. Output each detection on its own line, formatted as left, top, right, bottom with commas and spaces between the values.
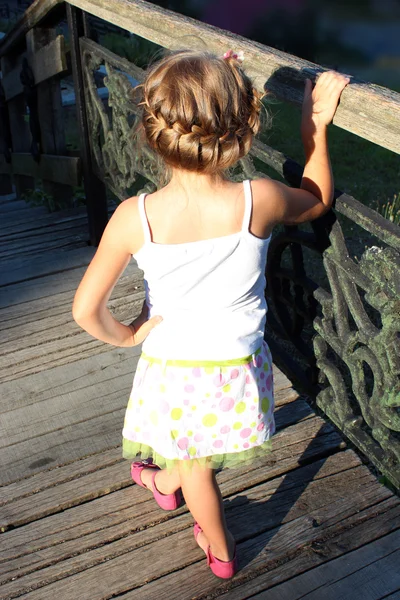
2, 35, 68, 101
0, 152, 82, 186
0, 0, 399, 154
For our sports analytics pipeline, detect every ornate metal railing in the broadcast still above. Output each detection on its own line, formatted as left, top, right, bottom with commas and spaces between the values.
0, 0, 399, 488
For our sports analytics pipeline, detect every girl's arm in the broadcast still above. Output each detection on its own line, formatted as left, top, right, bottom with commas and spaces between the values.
72, 198, 161, 347
253, 71, 350, 228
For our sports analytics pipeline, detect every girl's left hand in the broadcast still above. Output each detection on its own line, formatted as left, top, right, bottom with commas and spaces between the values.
128, 302, 163, 346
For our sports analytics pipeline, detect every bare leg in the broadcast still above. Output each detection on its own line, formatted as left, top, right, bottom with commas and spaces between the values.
140, 466, 181, 495
177, 460, 235, 562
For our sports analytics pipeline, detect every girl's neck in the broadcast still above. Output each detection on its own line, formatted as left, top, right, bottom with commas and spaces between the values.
167, 169, 229, 196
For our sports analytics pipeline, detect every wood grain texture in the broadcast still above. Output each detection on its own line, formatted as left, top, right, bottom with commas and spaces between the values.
1, 458, 395, 599
1, 0, 398, 153
5, 153, 82, 186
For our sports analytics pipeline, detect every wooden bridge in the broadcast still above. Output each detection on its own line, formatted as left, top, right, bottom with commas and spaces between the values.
0, 0, 399, 597
1, 191, 399, 599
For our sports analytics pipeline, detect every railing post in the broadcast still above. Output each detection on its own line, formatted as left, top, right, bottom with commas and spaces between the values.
66, 2, 108, 246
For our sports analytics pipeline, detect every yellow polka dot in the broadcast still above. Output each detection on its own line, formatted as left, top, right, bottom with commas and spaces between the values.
233, 422, 242, 430
233, 444, 239, 449
134, 426, 140, 432
212, 434, 217, 438
188, 446, 197, 456
187, 430, 193, 436
235, 402, 246, 414
171, 430, 179, 439
205, 393, 210, 397
253, 397, 258, 403
250, 421, 256, 427
139, 399, 144, 405
150, 411, 158, 426
171, 408, 183, 420
263, 362, 269, 372
191, 406, 197, 411
249, 435, 257, 443
204, 367, 214, 374
184, 376, 188, 381
159, 384, 166, 393
261, 397, 270, 413
222, 384, 231, 393
203, 413, 218, 427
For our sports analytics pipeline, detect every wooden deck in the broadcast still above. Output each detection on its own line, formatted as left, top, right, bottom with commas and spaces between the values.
1, 192, 399, 600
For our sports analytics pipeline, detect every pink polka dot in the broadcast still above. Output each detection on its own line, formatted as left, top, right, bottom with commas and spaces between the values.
258, 414, 263, 419
194, 433, 204, 442
257, 422, 265, 431
192, 367, 201, 377
245, 391, 251, 397
184, 384, 195, 393
213, 374, 225, 387
260, 372, 265, 380
251, 405, 256, 410
215, 391, 222, 398
240, 428, 252, 438
183, 398, 190, 405
219, 396, 234, 411
245, 374, 251, 384
261, 387, 266, 393
220, 425, 231, 434
266, 374, 273, 391
177, 437, 189, 450
230, 368, 239, 379
256, 355, 263, 368
158, 400, 170, 414
213, 440, 224, 449
243, 442, 250, 449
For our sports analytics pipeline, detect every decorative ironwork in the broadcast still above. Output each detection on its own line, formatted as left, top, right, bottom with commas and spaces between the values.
80, 38, 162, 200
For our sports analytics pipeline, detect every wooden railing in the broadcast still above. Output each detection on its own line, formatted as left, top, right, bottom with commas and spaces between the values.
0, 0, 399, 488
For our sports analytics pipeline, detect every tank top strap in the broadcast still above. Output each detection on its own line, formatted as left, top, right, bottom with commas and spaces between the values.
242, 179, 253, 233
138, 193, 152, 244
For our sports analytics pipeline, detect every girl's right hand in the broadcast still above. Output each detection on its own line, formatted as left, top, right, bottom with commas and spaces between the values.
302, 71, 351, 132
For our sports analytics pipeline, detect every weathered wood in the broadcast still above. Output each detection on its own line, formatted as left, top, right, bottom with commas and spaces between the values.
0, 462, 393, 599
251, 530, 400, 600
0, 451, 361, 582
132, 498, 400, 600
0, 152, 82, 186
1, 0, 399, 154
0, 246, 97, 287
2, 34, 68, 101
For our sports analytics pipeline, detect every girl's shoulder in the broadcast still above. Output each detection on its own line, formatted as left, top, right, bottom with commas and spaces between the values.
110, 195, 145, 255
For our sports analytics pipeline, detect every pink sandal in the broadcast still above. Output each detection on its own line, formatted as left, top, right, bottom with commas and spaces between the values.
130, 460, 182, 511
193, 521, 238, 579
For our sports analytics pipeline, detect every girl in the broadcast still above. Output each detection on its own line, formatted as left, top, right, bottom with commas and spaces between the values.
72, 49, 349, 579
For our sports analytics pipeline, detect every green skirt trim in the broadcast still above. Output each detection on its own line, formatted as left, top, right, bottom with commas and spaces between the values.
122, 436, 273, 473
140, 346, 262, 368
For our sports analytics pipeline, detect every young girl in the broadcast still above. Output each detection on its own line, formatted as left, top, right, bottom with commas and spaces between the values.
72, 49, 349, 579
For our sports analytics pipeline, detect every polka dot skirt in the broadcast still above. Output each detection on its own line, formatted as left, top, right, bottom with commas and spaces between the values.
122, 341, 275, 471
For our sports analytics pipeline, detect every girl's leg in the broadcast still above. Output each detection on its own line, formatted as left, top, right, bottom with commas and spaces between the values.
177, 460, 235, 562
140, 466, 181, 495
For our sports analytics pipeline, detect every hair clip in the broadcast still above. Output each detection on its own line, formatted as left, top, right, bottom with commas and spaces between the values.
222, 50, 244, 63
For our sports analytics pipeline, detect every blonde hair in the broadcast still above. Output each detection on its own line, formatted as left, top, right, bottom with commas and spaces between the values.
133, 49, 263, 177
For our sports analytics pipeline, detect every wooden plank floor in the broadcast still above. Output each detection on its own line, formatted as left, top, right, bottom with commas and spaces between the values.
1, 193, 399, 600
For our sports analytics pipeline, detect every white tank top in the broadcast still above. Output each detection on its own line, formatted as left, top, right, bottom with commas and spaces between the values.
133, 179, 272, 361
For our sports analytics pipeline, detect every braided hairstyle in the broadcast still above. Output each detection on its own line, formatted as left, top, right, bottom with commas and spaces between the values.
134, 50, 263, 175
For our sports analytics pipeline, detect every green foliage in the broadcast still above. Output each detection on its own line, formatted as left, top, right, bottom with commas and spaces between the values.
374, 192, 400, 225
21, 185, 87, 212
100, 33, 162, 69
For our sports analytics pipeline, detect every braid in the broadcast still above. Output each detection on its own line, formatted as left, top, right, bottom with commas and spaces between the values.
137, 50, 267, 174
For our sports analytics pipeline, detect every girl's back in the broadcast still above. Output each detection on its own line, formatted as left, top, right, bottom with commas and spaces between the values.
131, 178, 272, 361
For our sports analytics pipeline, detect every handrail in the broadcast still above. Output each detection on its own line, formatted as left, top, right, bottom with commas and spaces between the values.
0, 0, 400, 155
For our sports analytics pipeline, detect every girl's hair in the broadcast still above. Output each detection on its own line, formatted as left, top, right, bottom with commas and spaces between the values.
133, 49, 263, 177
